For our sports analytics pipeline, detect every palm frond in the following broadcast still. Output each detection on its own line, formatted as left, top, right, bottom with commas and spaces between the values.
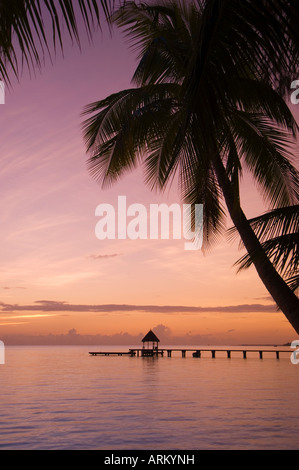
235, 234, 298, 273
228, 111, 299, 207
82, 83, 182, 187
287, 274, 299, 293
0, 0, 111, 83
113, 1, 199, 86
230, 205, 299, 291
83, 0, 299, 248
229, 205, 299, 242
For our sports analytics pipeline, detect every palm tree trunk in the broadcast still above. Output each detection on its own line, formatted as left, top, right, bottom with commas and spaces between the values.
211, 152, 299, 335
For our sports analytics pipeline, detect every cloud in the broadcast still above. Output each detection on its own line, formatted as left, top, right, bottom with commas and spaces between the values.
0, 299, 277, 314
2, 286, 26, 290
152, 324, 172, 337
1, 330, 145, 346
87, 253, 122, 260
1, 324, 216, 346
67, 328, 78, 335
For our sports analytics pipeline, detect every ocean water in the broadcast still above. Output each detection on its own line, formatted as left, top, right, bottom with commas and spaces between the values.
0, 345, 298, 450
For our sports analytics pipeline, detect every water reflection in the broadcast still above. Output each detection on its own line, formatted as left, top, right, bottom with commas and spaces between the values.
0, 346, 298, 449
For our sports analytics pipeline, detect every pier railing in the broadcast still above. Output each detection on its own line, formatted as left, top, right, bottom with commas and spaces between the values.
89, 347, 291, 359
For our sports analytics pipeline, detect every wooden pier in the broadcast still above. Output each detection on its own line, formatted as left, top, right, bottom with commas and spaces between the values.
89, 351, 136, 356
89, 347, 290, 359
129, 348, 288, 359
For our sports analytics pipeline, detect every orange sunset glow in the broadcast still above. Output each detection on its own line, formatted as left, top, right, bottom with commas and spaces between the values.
0, 15, 297, 347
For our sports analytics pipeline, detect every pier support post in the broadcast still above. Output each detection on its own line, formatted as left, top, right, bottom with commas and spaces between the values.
167, 350, 172, 357
259, 351, 263, 359
211, 350, 216, 358
243, 351, 247, 359
227, 350, 231, 359
276, 351, 280, 360
192, 350, 201, 358
182, 350, 186, 358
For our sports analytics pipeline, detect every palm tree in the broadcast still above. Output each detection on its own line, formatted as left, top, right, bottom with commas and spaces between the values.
230, 205, 299, 294
82, 0, 299, 333
0, 0, 112, 83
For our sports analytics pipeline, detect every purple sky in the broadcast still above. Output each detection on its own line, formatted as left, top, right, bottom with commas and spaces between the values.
0, 12, 297, 344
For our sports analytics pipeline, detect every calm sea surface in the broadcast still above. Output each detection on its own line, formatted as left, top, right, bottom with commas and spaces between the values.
0, 345, 298, 450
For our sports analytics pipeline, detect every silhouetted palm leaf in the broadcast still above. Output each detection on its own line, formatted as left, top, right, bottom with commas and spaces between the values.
0, 0, 112, 83
230, 205, 299, 291
82, 0, 299, 330
83, 1, 298, 243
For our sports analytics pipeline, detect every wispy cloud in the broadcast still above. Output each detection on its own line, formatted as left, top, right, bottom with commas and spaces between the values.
0, 300, 277, 314
87, 253, 122, 260
2, 286, 27, 290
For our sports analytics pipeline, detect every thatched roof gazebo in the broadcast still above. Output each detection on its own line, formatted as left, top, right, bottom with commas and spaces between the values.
141, 330, 160, 355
